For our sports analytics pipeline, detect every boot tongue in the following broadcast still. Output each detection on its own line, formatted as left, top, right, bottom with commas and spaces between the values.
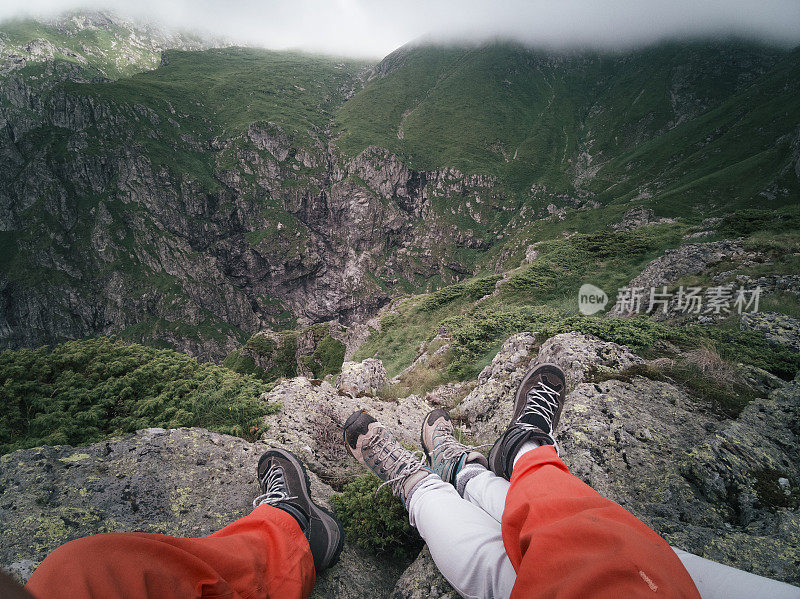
518, 412, 550, 434
519, 385, 553, 433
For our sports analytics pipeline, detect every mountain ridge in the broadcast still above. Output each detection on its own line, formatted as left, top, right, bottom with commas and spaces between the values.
0, 15, 798, 361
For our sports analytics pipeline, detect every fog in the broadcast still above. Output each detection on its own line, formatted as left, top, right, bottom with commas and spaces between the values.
1, 0, 799, 58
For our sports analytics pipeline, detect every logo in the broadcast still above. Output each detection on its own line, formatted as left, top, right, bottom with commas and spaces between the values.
578, 283, 608, 315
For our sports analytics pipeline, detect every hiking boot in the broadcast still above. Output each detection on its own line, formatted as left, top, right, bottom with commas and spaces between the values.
421, 408, 488, 486
254, 448, 344, 573
488, 363, 567, 480
343, 409, 431, 506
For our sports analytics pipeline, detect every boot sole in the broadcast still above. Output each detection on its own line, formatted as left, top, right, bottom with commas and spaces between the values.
257, 448, 345, 571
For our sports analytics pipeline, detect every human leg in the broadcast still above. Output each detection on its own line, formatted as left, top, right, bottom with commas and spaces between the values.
26, 505, 315, 599
408, 474, 516, 599
502, 446, 700, 598
344, 409, 515, 599
461, 468, 510, 523
25, 447, 342, 599
491, 363, 700, 598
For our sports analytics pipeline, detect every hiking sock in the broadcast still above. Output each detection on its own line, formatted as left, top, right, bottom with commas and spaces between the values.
512, 440, 541, 470
455, 462, 488, 497
406, 472, 439, 504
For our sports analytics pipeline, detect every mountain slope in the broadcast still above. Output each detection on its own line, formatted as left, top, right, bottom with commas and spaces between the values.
1, 18, 799, 360
335, 40, 796, 211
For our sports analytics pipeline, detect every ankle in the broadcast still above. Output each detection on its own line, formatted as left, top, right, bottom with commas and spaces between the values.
511, 439, 542, 471
455, 461, 487, 496
272, 501, 309, 532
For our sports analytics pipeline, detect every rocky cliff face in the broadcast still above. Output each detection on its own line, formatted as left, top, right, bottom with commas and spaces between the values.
2, 331, 798, 592
0, 58, 505, 360
2, 29, 797, 360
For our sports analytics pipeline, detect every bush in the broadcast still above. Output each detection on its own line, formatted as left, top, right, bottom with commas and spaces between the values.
720, 207, 800, 237
330, 474, 423, 558
419, 275, 501, 311
0, 337, 279, 454
301, 333, 346, 379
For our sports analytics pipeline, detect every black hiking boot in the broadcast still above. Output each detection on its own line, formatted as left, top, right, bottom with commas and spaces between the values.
254, 448, 344, 573
487, 363, 567, 480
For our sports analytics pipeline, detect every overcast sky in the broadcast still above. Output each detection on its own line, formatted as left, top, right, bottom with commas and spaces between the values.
1, 0, 799, 58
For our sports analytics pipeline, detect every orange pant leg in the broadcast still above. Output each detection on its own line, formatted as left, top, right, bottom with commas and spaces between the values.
25, 505, 315, 599
501, 445, 700, 599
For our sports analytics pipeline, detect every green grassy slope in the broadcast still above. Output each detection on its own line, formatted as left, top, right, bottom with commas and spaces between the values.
335, 41, 795, 211
82, 47, 366, 140
0, 15, 193, 80
355, 209, 800, 415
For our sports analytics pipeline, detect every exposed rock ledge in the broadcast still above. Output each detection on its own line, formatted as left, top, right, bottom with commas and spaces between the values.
2, 331, 798, 594
0, 428, 407, 597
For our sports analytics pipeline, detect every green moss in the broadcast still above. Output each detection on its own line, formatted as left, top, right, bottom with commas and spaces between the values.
751, 468, 799, 509
301, 334, 346, 379
590, 361, 759, 417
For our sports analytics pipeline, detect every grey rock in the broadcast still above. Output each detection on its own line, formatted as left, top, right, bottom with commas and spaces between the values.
392, 548, 457, 599
610, 207, 674, 231
536, 331, 644, 388
337, 359, 389, 397
741, 312, 800, 351
0, 428, 404, 597
459, 332, 538, 440
259, 376, 433, 487
608, 240, 753, 316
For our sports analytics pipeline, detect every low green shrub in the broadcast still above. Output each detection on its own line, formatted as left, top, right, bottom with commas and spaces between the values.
301, 334, 345, 379
0, 337, 278, 454
720, 207, 800, 237
330, 474, 423, 558
418, 275, 501, 312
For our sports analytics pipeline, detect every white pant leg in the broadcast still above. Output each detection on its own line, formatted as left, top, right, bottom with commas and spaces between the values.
408, 474, 516, 599
462, 469, 511, 524
458, 469, 800, 598
673, 549, 800, 599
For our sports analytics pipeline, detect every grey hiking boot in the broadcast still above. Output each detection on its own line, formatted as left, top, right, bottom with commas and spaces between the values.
254, 448, 344, 573
488, 363, 567, 480
421, 408, 488, 486
343, 409, 431, 506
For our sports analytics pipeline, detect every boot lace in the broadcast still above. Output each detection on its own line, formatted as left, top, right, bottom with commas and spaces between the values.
363, 425, 427, 496
432, 423, 490, 463
517, 380, 562, 452
253, 464, 297, 508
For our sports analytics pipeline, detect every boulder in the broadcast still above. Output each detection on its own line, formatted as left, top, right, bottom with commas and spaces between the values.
741, 311, 800, 352
391, 548, 457, 599
460, 332, 642, 440
260, 376, 432, 487
536, 331, 644, 388
337, 359, 389, 397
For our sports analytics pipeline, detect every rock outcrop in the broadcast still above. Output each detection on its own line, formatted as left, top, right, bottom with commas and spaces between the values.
337, 359, 389, 397
259, 376, 432, 487
608, 240, 752, 315
2, 334, 799, 592
741, 312, 800, 352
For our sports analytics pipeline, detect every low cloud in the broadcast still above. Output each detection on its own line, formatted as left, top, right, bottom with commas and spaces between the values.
1, 0, 799, 58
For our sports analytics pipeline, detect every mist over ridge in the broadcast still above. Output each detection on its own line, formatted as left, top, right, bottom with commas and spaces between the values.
1, 0, 799, 59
